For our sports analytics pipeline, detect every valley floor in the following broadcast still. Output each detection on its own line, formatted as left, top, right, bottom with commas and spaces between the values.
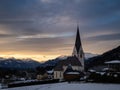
2, 82, 120, 90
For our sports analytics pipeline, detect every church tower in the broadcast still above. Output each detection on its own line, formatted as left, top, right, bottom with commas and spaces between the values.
72, 26, 85, 71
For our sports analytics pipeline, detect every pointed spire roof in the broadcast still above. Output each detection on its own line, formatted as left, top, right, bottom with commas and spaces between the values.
75, 26, 82, 53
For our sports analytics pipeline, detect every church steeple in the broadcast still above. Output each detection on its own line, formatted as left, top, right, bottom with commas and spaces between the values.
72, 25, 84, 71
75, 26, 82, 54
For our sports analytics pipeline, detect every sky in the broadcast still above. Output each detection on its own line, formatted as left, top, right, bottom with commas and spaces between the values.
0, 0, 120, 62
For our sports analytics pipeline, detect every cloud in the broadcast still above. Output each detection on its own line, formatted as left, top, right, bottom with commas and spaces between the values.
86, 33, 120, 41
0, 19, 33, 24
0, 0, 119, 60
40, 0, 57, 3
0, 0, 119, 34
0, 33, 15, 38
17, 32, 74, 40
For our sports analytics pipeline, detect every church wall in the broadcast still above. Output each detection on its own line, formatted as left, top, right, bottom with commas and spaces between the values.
72, 47, 85, 72
54, 71, 63, 80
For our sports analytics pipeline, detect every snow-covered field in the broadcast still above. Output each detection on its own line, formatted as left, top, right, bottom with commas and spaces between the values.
2, 82, 120, 90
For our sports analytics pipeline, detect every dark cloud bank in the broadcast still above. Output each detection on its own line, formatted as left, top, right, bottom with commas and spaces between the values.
0, 0, 120, 55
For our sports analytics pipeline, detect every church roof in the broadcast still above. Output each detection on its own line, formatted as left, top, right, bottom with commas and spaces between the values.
64, 64, 74, 72
63, 64, 80, 74
54, 56, 82, 71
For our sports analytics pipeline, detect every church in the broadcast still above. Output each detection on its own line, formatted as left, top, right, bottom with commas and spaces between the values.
54, 26, 85, 80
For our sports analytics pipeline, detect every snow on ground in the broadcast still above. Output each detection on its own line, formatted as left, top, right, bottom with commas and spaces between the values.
2, 82, 120, 90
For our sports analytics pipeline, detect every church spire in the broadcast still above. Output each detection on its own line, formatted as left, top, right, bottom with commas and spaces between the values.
73, 26, 83, 56
75, 25, 82, 54
72, 25, 84, 71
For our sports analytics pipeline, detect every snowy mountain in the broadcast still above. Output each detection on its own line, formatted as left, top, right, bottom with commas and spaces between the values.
57, 55, 68, 60
85, 53, 98, 59
0, 56, 68, 70
42, 53, 97, 67
0, 58, 41, 70
41, 56, 68, 67
0, 53, 97, 70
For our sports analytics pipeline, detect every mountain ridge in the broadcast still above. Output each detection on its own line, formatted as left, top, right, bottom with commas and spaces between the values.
86, 45, 120, 70
0, 58, 41, 70
0, 53, 96, 70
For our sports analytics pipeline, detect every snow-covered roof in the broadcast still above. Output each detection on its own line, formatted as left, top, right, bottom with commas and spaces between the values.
47, 70, 53, 74
66, 72, 80, 75
88, 69, 96, 72
105, 60, 120, 64
102, 68, 115, 71
102, 68, 110, 71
